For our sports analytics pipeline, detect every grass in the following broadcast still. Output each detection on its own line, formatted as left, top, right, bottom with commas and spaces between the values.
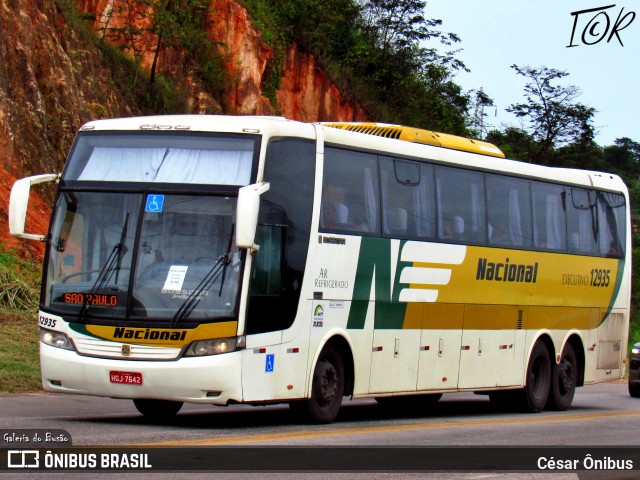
0, 249, 41, 393
0, 310, 41, 393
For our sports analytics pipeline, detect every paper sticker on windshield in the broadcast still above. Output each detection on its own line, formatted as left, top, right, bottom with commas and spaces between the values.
162, 265, 188, 292
145, 194, 165, 213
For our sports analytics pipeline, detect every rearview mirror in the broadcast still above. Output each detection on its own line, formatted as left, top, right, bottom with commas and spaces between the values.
9, 173, 58, 241
236, 182, 270, 252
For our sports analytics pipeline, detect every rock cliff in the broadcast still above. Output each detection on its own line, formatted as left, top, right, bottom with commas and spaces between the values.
0, 0, 367, 260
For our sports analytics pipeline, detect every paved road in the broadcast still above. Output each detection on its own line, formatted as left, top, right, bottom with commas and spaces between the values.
1, 381, 638, 479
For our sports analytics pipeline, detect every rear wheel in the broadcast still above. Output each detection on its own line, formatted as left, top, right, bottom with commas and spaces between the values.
547, 343, 578, 411
629, 382, 640, 398
290, 344, 344, 424
133, 399, 183, 418
515, 341, 552, 412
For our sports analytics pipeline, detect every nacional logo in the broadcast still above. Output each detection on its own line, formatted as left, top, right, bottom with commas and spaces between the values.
112, 327, 187, 342
475, 257, 539, 283
397, 242, 467, 303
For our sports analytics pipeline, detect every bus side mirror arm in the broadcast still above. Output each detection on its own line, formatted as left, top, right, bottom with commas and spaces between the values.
236, 182, 270, 253
9, 173, 59, 241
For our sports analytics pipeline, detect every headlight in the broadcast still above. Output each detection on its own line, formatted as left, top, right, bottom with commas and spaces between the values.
184, 336, 245, 357
40, 329, 74, 351
632, 347, 640, 355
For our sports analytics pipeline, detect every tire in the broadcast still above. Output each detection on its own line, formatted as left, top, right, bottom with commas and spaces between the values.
629, 382, 640, 398
547, 343, 578, 411
133, 399, 183, 418
515, 341, 552, 412
291, 344, 344, 424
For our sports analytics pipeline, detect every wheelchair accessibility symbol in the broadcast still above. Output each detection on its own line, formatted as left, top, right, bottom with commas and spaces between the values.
145, 194, 164, 213
265, 354, 275, 373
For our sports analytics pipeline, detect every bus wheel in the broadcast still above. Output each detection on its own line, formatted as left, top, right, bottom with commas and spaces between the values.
293, 345, 345, 424
547, 343, 577, 411
517, 341, 551, 412
133, 399, 183, 418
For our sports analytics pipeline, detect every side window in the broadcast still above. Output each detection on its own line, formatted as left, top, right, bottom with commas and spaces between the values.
321, 148, 380, 235
380, 157, 435, 239
531, 182, 566, 252
566, 188, 598, 255
597, 192, 626, 258
486, 174, 532, 249
246, 139, 315, 334
251, 225, 283, 296
435, 166, 486, 244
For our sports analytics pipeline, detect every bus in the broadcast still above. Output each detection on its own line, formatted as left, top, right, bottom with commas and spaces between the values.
9, 115, 631, 423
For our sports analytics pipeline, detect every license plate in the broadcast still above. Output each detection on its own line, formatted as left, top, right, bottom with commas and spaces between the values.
109, 371, 143, 385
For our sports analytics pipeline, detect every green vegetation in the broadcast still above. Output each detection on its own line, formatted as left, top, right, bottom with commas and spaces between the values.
55, 0, 227, 114
0, 249, 41, 393
241, 0, 469, 133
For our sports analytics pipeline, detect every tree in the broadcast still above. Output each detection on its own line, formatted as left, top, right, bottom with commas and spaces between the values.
359, 0, 459, 64
604, 137, 640, 186
351, 0, 468, 131
485, 127, 535, 161
147, 0, 211, 85
101, 0, 151, 88
100, 0, 215, 87
507, 65, 596, 164
467, 88, 494, 139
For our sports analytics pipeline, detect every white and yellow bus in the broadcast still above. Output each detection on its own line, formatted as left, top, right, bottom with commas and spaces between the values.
9, 115, 630, 423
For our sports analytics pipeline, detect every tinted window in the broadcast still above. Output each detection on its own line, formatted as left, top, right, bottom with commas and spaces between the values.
321, 148, 380, 235
246, 139, 315, 334
486, 174, 532, 249
532, 182, 567, 252
566, 188, 598, 255
435, 166, 486, 244
380, 157, 436, 239
597, 192, 626, 257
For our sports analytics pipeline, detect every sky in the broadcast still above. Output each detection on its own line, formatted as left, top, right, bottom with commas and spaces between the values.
424, 0, 640, 146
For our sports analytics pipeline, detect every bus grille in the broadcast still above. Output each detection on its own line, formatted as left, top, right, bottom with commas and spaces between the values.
73, 337, 181, 360
328, 123, 403, 139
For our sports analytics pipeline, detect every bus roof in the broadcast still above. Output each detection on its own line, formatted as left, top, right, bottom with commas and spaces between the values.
322, 122, 505, 159
77, 115, 627, 194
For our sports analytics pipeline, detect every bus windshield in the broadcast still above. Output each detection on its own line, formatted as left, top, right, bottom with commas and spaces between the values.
44, 192, 241, 321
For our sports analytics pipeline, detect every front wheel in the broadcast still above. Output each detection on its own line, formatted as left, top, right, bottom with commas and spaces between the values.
290, 344, 344, 424
133, 399, 183, 418
547, 343, 578, 411
629, 382, 640, 398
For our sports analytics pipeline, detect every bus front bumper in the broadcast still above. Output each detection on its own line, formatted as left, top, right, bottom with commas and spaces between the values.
39, 343, 243, 405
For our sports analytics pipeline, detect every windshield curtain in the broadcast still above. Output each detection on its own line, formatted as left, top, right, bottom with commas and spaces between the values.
45, 192, 241, 321
63, 133, 255, 185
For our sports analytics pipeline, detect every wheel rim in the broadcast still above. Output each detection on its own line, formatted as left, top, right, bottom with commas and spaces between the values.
316, 359, 338, 406
558, 356, 576, 395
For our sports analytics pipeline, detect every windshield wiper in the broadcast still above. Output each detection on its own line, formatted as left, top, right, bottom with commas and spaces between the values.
78, 214, 129, 322
172, 226, 235, 326
171, 253, 231, 326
